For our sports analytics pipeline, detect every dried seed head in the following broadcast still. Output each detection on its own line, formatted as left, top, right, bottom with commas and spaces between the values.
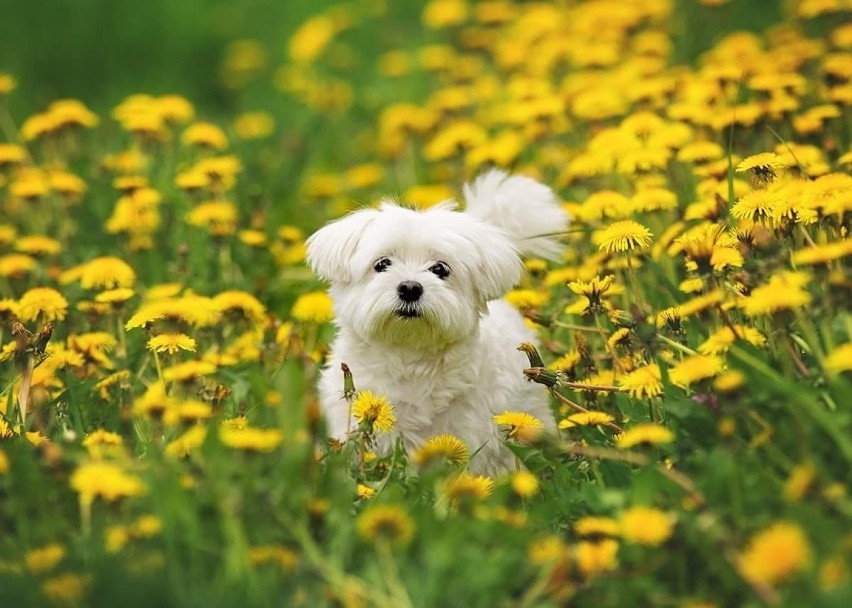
34, 322, 54, 355
11, 320, 28, 345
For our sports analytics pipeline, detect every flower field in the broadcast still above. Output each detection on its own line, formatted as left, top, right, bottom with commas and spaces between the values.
1, 0, 851, 606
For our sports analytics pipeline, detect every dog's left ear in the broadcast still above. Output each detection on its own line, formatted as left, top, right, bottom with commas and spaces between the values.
306, 208, 378, 283
467, 223, 522, 302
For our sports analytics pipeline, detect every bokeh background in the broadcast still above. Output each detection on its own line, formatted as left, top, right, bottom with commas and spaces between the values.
2, 1, 851, 606
2, 0, 785, 131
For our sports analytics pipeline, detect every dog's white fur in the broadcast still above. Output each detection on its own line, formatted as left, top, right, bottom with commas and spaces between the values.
306, 170, 569, 475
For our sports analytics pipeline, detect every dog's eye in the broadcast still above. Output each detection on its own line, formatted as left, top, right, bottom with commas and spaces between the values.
373, 257, 392, 272
429, 261, 450, 279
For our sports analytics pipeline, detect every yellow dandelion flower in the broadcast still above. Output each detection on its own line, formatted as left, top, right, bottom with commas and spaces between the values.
68, 332, 116, 368
233, 112, 274, 140
175, 169, 210, 191
145, 283, 183, 300
25, 544, 66, 574
615, 423, 674, 449
165, 425, 207, 458
618, 363, 663, 399
289, 13, 338, 63
94, 288, 135, 305
714, 370, 745, 393
15, 235, 61, 256
132, 381, 174, 417
576, 539, 619, 577
669, 354, 725, 387
567, 275, 618, 314
677, 140, 724, 163
568, 275, 616, 299
238, 229, 267, 247
49, 170, 87, 198
736, 152, 792, 184
0, 143, 26, 167
357, 484, 377, 500
670, 289, 726, 320
146, 333, 197, 355
731, 190, 776, 223
79, 257, 136, 290
698, 325, 765, 354
619, 507, 674, 546
0, 449, 8, 475
82, 429, 123, 450
162, 399, 213, 426
70, 461, 146, 502
511, 470, 539, 497
424, 121, 487, 161
741, 271, 812, 316
182, 121, 228, 150
445, 473, 495, 503
493, 411, 544, 443
412, 434, 469, 466
249, 545, 299, 573
0, 253, 37, 278
505, 289, 549, 310
185, 200, 238, 236
594, 220, 653, 253
219, 425, 283, 452
791, 239, 852, 266
162, 360, 217, 383
784, 463, 816, 502
126, 296, 222, 330
42, 573, 88, 605
352, 391, 396, 433
26, 430, 49, 447
575, 516, 620, 538
356, 504, 415, 546
0, 224, 17, 246
291, 291, 334, 323
528, 535, 570, 565
17, 287, 68, 322
213, 290, 266, 324
607, 327, 631, 350
547, 350, 581, 372
571, 370, 618, 394
738, 521, 811, 586
819, 555, 849, 592
824, 343, 852, 374
0, 298, 20, 322
558, 411, 615, 429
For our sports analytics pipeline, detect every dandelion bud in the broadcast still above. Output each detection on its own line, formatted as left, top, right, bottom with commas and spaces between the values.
517, 342, 545, 368
341, 362, 356, 400
523, 367, 559, 388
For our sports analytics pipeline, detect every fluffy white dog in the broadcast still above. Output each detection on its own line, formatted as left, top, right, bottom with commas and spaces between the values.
306, 170, 569, 475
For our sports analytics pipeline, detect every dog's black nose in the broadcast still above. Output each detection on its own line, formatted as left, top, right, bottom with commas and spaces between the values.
397, 281, 423, 303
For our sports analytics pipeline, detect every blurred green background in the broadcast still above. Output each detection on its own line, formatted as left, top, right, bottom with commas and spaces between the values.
1, 0, 785, 118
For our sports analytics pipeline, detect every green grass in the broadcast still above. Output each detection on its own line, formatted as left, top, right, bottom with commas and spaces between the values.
1, 1, 851, 607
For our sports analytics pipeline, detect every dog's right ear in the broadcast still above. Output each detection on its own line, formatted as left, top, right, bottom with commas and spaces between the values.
306, 208, 378, 283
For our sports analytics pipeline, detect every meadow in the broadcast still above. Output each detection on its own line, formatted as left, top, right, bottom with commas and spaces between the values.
0, 0, 851, 606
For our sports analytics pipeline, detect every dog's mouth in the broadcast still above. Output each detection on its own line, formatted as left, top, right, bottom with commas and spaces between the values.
394, 305, 422, 319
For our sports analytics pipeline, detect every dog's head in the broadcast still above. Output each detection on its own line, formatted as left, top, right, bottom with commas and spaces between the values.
306, 202, 521, 347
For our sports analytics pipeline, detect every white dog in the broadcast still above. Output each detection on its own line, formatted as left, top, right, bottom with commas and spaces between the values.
306, 170, 569, 475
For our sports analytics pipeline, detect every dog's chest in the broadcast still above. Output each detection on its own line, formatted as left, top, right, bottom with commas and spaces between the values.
362, 354, 480, 433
